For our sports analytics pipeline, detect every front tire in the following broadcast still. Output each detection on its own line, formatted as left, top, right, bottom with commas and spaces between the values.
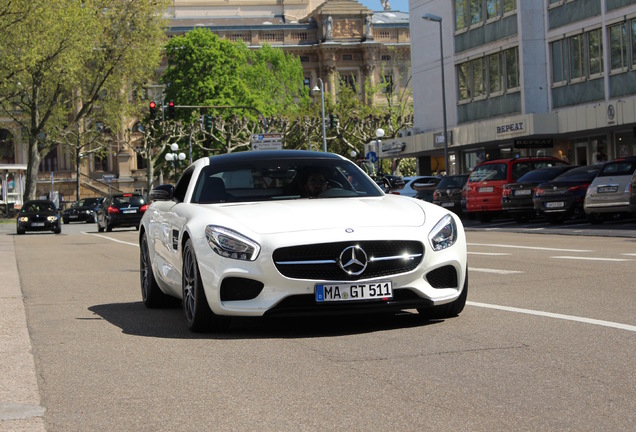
418, 271, 468, 319
182, 238, 229, 332
140, 232, 174, 308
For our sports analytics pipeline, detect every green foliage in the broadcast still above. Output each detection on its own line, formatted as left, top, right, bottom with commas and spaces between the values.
161, 29, 308, 122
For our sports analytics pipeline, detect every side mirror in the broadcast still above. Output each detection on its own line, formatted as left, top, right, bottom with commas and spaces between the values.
149, 184, 174, 201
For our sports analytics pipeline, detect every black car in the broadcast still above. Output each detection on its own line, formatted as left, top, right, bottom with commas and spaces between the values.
432, 174, 469, 214
62, 197, 103, 224
16, 200, 62, 234
502, 166, 576, 222
97, 193, 147, 232
533, 165, 601, 224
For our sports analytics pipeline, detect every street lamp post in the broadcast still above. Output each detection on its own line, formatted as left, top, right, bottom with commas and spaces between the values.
312, 78, 327, 152
165, 143, 186, 181
422, 13, 449, 175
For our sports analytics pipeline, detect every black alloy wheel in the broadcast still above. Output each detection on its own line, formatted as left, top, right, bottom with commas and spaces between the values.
182, 238, 229, 332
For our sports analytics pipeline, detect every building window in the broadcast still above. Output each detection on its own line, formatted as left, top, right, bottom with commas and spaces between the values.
342, 54, 353, 61
457, 62, 471, 101
95, 154, 107, 171
300, 56, 310, 62
503, 0, 516, 14
632, 19, 636, 68
381, 75, 393, 94
339, 74, 357, 91
131, 122, 143, 133
588, 28, 603, 77
470, 0, 482, 25
381, 55, 391, 61
551, 39, 566, 84
455, 0, 467, 31
609, 22, 628, 72
504, 47, 519, 90
488, 52, 503, 94
569, 33, 585, 81
486, 0, 500, 20
472, 57, 486, 98
303, 77, 310, 89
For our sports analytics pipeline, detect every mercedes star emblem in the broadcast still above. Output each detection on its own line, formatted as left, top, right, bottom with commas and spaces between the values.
338, 245, 368, 276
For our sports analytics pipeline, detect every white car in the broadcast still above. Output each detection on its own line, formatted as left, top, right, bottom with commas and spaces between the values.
139, 150, 468, 332
584, 156, 636, 223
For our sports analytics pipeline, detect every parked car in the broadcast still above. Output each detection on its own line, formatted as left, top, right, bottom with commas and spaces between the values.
16, 200, 61, 235
584, 156, 636, 223
96, 193, 147, 232
465, 157, 569, 222
380, 174, 405, 192
534, 165, 601, 224
432, 174, 469, 214
502, 166, 577, 222
389, 176, 440, 198
139, 150, 468, 332
62, 197, 103, 224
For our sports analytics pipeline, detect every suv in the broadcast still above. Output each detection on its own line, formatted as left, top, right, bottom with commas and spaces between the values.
584, 157, 636, 223
97, 193, 148, 232
465, 157, 569, 222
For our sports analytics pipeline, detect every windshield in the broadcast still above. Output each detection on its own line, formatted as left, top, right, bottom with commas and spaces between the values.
437, 175, 468, 188
598, 160, 636, 177
23, 202, 55, 212
469, 164, 507, 182
193, 158, 383, 203
516, 167, 570, 182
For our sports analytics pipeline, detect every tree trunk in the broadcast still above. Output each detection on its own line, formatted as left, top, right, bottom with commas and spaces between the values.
23, 136, 41, 202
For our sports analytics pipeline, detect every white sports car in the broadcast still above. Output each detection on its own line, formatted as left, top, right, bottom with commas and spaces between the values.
139, 150, 468, 332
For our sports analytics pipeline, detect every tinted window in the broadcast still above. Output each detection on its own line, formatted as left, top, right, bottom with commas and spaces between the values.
193, 157, 382, 203
516, 167, 572, 182
113, 195, 145, 206
469, 164, 507, 182
598, 160, 636, 177
554, 166, 600, 181
437, 175, 468, 188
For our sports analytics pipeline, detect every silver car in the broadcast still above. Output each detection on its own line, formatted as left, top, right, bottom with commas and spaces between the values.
584, 157, 636, 223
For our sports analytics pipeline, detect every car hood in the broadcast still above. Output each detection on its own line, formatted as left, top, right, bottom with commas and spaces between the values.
204, 196, 427, 235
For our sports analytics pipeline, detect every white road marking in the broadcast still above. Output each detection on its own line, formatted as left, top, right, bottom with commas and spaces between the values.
622, 253, 636, 256
551, 256, 631, 262
468, 243, 590, 252
83, 231, 138, 247
467, 301, 636, 332
468, 267, 523, 274
468, 252, 512, 256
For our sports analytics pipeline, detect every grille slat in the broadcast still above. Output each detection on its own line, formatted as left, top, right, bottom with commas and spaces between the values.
273, 241, 424, 281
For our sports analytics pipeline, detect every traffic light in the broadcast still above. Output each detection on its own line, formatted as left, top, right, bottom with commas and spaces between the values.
330, 114, 339, 128
168, 101, 176, 119
149, 101, 157, 119
205, 115, 213, 130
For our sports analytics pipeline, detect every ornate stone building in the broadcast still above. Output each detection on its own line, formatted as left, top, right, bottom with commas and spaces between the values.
0, 0, 410, 209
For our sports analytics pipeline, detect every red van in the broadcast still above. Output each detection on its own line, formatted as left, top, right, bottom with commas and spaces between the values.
465, 157, 569, 222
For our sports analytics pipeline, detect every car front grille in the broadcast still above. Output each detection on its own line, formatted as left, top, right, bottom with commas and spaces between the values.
273, 240, 424, 281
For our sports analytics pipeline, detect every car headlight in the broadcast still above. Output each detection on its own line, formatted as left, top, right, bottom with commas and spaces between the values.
18, 216, 29, 222
47, 215, 58, 222
205, 225, 260, 261
428, 214, 458, 251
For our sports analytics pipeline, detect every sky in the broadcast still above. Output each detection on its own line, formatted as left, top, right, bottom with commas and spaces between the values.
358, 0, 410, 12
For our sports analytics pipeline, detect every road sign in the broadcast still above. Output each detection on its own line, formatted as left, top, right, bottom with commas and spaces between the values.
251, 133, 283, 151
366, 151, 378, 163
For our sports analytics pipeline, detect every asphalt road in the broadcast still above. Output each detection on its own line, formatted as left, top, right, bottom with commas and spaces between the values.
2, 220, 636, 431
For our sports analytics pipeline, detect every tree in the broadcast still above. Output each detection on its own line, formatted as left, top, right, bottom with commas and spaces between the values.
161, 29, 308, 157
0, 0, 169, 202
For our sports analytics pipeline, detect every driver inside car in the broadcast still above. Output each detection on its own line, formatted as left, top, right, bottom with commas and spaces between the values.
303, 171, 328, 197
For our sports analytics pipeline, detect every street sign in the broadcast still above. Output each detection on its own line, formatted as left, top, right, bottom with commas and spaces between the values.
102, 174, 115, 183
251, 133, 283, 151
366, 151, 378, 163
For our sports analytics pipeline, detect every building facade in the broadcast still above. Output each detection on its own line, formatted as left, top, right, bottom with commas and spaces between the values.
389, 0, 636, 175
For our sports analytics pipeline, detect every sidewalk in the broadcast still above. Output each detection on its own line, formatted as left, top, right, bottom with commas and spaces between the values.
0, 223, 46, 431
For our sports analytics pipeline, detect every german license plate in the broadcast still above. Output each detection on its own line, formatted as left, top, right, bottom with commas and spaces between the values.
123, 209, 137, 214
70, 215, 78, 218
597, 186, 618, 193
441, 202, 454, 207
479, 187, 493, 193
514, 189, 531, 196
31, 222, 44, 227
315, 281, 393, 302
546, 201, 564, 208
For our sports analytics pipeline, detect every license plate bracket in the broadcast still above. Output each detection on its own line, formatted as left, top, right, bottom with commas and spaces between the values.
315, 281, 393, 302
